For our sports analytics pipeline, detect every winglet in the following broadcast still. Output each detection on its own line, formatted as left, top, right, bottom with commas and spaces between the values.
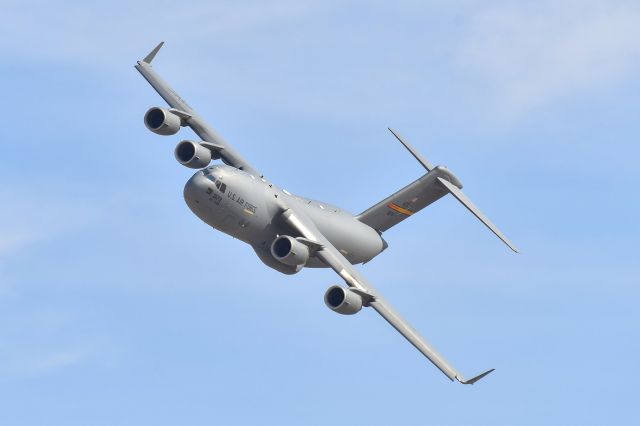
143, 41, 165, 64
456, 368, 495, 385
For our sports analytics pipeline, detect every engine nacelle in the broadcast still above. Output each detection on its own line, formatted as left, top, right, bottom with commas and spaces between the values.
144, 107, 182, 135
324, 285, 363, 315
174, 140, 212, 169
270, 235, 310, 267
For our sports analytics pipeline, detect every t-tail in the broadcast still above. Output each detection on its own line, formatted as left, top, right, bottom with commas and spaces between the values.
357, 128, 518, 253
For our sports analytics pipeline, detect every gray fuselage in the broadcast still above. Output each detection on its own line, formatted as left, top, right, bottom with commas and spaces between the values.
183, 165, 386, 274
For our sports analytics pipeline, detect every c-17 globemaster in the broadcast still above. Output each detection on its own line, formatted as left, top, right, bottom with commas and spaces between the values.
135, 42, 518, 384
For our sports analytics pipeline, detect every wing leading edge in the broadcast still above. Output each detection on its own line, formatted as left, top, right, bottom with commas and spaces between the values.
278, 202, 494, 384
135, 42, 261, 177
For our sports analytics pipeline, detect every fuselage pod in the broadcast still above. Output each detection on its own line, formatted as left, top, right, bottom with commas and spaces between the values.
183, 165, 386, 271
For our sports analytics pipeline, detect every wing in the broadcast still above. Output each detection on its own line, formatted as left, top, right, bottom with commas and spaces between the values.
278, 203, 494, 384
135, 42, 261, 177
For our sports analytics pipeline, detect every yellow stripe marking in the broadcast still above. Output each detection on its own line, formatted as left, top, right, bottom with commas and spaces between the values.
388, 202, 414, 216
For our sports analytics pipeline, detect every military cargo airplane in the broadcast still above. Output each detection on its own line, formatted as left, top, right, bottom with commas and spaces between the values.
135, 42, 518, 384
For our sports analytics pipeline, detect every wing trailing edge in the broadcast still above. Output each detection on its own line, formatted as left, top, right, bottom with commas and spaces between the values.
278, 204, 493, 384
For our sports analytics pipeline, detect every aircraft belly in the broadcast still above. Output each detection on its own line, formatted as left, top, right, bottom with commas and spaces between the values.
298, 204, 384, 265
185, 168, 384, 269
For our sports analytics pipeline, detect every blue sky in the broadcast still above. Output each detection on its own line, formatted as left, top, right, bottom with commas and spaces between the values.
1, 0, 639, 424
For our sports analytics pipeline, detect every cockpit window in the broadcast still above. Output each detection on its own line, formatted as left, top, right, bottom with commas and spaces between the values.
204, 171, 217, 184
213, 180, 226, 193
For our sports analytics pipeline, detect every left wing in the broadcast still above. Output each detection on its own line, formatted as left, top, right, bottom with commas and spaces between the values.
135, 42, 261, 177
278, 202, 494, 384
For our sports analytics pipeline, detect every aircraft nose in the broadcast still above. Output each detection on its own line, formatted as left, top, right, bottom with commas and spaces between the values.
183, 170, 209, 209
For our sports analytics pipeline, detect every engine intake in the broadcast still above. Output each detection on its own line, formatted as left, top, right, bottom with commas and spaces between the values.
175, 140, 212, 169
270, 235, 310, 267
144, 107, 182, 135
324, 285, 363, 315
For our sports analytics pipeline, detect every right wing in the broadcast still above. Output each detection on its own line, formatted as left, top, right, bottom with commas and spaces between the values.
135, 42, 261, 177
278, 204, 494, 384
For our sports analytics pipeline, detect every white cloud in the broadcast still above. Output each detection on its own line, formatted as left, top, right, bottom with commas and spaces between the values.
0, 338, 111, 377
4, 1, 638, 124
0, 231, 38, 257
26, 347, 89, 375
0, 188, 84, 258
0, 306, 108, 378
0, 0, 325, 65
0, 182, 109, 297
0, 186, 88, 295
457, 0, 640, 119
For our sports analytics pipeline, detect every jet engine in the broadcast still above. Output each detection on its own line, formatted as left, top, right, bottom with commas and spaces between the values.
324, 285, 363, 315
174, 140, 212, 169
144, 107, 182, 135
270, 235, 310, 267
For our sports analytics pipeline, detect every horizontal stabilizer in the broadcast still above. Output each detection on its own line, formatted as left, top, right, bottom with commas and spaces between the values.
457, 368, 495, 385
437, 177, 519, 253
388, 128, 434, 171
